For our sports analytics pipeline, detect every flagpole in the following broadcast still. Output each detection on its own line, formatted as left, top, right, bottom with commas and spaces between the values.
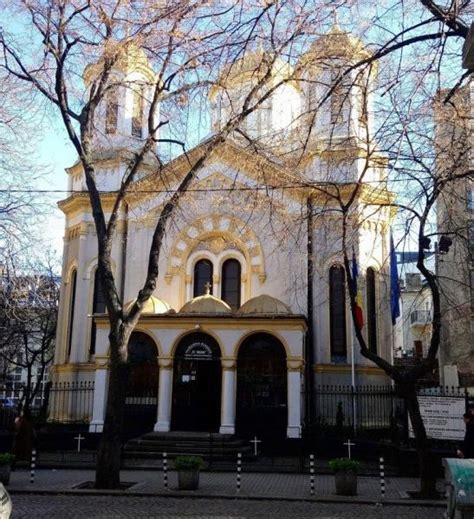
350, 249, 361, 436
351, 325, 357, 435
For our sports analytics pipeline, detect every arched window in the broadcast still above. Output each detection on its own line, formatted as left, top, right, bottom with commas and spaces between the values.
221, 259, 241, 310
131, 85, 144, 138
366, 267, 377, 354
330, 70, 350, 125
105, 87, 118, 134
67, 269, 77, 359
329, 265, 347, 361
90, 269, 106, 356
193, 259, 213, 297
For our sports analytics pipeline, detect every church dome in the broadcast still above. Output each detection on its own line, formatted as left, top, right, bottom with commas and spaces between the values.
237, 294, 291, 316
213, 49, 293, 91
299, 25, 372, 67
179, 293, 232, 315
125, 296, 171, 314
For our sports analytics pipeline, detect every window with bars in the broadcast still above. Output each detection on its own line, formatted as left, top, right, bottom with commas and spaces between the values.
67, 270, 77, 359
90, 269, 106, 356
329, 265, 347, 361
366, 267, 377, 354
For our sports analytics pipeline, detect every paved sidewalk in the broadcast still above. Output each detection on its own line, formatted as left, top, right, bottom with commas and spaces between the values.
6, 468, 446, 506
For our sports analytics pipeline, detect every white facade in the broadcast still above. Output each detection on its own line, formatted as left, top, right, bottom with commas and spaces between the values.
52, 29, 395, 439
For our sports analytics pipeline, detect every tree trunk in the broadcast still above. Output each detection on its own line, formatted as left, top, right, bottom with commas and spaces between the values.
404, 386, 438, 498
95, 331, 129, 489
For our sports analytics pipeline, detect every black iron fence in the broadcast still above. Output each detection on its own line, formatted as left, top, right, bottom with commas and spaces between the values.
307, 384, 469, 440
0, 381, 94, 429
309, 385, 400, 438
0, 381, 469, 442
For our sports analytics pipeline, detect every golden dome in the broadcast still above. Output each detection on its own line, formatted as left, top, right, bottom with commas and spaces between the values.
83, 41, 156, 85
237, 294, 291, 316
210, 50, 295, 100
179, 293, 232, 315
125, 296, 171, 315
299, 25, 372, 67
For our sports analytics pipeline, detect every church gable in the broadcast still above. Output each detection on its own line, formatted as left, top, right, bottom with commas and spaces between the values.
127, 140, 305, 213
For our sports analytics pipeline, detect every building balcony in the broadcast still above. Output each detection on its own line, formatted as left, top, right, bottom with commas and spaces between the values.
410, 310, 432, 327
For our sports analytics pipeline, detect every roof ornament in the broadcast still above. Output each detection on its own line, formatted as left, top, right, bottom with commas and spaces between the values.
204, 282, 212, 295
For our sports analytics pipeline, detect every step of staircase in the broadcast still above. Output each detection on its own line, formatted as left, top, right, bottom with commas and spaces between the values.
123, 431, 252, 461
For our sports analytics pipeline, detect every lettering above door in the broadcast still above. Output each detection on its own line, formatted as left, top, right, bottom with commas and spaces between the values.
184, 342, 214, 360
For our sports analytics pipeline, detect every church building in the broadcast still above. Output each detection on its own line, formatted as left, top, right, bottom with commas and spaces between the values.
51, 27, 395, 441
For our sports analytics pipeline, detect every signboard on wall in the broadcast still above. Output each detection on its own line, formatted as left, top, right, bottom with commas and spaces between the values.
409, 395, 465, 441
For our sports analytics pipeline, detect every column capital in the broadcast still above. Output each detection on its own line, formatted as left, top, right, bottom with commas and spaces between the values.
221, 357, 237, 371
94, 355, 109, 368
287, 357, 304, 372
158, 357, 173, 369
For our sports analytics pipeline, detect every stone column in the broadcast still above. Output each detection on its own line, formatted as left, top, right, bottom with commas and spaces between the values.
220, 358, 237, 435
287, 358, 304, 439
154, 357, 174, 432
89, 357, 109, 433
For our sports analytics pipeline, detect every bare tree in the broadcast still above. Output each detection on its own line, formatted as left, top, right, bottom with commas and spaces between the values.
0, 0, 471, 493
0, 249, 59, 413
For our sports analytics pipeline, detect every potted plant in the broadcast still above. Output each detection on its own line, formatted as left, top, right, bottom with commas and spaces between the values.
328, 457, 359, 496
174, 455, 203, 490
0, 454, 15, 485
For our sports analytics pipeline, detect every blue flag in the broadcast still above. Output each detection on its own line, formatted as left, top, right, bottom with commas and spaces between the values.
390, 232, 401, 325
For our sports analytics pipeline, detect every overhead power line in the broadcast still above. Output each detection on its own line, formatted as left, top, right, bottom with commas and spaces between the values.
0, 177, 430, 195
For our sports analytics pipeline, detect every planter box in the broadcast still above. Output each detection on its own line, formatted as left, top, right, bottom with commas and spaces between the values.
334, 470, 357, 496
0, 465, 11, 486
178, 469, 200, 490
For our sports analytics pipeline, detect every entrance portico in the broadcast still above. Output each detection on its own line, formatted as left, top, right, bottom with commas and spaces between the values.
91, 294, 306, 439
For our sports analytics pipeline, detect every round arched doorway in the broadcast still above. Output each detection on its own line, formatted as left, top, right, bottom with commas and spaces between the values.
236, 333, 287, 439
171, 332, 221, 432
124, 332, 159, 438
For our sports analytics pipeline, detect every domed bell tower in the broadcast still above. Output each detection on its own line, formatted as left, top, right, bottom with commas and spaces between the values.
83, 41, 159, 158
297, 25, 379, 183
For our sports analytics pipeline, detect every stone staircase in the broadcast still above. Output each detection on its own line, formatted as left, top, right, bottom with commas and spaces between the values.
123, 431, 252, 461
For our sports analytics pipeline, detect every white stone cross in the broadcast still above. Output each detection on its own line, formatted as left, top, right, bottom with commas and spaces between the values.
204, 282, 212, 295
74, 434, 85, 453
344, 439, 355, 459
251, 436, 262, 456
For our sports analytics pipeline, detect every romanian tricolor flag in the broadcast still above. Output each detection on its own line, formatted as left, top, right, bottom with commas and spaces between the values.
351, 249, 364, 330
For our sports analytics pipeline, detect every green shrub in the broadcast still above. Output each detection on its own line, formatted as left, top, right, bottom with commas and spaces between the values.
174, 455, 203, 471
328, 458, 359, 473
0, 453, 15, 466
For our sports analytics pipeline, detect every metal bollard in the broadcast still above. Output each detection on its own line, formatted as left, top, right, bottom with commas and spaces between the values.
379, 456, 385, 500
309, 454, 315, 496
236, 452, 241, 493
163, 452, 168, 491
30, 449, 36, 484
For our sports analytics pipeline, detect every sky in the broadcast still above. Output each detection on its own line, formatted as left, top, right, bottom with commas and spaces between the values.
36, 123, 74, 256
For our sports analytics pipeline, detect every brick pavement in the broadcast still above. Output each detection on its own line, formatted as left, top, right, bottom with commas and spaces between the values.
6, 468, 445, 503
10, 495, 446, 518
